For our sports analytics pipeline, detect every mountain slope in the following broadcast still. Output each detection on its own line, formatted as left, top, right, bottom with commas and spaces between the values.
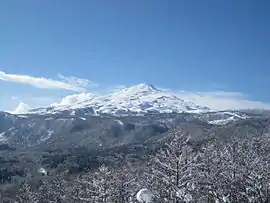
0, 112, 202, 148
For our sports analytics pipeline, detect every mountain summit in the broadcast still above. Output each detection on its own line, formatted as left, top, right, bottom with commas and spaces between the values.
122, 83, 158, 93
27, 84, 210, 115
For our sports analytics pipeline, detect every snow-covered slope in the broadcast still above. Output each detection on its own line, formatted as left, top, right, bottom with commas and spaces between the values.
194, 111, 248, 125
28, 83, 210, 115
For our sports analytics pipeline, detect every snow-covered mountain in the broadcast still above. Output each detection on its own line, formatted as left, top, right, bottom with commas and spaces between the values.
28, 83, 210, 115
8, 83, 253, 126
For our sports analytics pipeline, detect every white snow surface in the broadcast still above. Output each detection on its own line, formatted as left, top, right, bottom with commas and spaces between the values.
136, 188, 154, 203
115, 119, 124, 126
0, 132, 8, 143
38, 167, 47, 175
28, 83, 210, 115
207, 111, 248, 125
39, 130, 54, 142
221, 111, 247, 119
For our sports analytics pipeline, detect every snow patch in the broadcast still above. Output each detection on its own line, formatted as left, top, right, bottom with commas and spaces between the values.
208, 117, 235, 125
115, 119, 124, 126
0, 132, 8, 143
222, 111, 247, 119
38, 167, 47, 176
39, 130, 54, 142
17, 115, 29, 118
136, 188, 154, 203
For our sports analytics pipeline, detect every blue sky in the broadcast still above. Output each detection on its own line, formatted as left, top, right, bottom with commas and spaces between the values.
0, 0, 270, 112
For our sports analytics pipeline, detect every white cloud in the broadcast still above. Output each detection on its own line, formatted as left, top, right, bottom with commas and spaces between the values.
3, 96, 58, 113
11, 96, 19, 100
156, 86, 270, 110
109, 85, 127, 92
51, 93, 96, 107
176, 91, 270, 110
12, 102, 31, 114
0, 70, 98, 92
30, 96, 57, 104
57, 74, 99, 89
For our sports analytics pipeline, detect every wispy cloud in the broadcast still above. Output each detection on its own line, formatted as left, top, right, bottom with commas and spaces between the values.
0, 70, 98, 92
58, 74, 99, 89
109, 85, 127, 92
155, 85, 270, 110
176, 91, 270, 110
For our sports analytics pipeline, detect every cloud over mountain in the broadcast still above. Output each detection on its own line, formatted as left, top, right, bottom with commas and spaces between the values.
12, 102, 31, 114
176, 91, 270, 110
0, 70, 98, 92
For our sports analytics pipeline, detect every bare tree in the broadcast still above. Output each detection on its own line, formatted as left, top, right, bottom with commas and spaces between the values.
196, 134, 270, 203
16, 182, 38, 203
144, 130, 198, 202
71, 164, 138, 203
